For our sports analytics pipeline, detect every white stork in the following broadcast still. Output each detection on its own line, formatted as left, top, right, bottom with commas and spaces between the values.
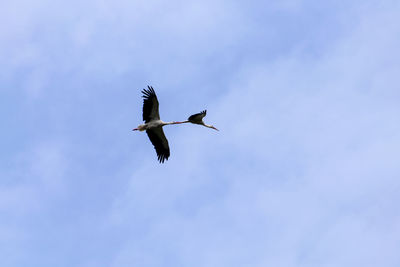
133, 86, 184, 163
133, 86, 218, 163
181, 110, 219, 131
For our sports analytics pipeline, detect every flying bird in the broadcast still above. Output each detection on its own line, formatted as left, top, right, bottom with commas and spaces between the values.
133, 86, 184, 163
181, 110, 219, 131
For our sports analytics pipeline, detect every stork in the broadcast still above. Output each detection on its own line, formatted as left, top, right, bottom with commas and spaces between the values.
133, 86, 218, 163
133, 86, 183, 163
181, 110, 219, 131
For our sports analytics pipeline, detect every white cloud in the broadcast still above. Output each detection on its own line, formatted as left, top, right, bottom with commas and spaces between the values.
0, 140, 72, 265
1, 0, 400, 266
108, 2, 400, 266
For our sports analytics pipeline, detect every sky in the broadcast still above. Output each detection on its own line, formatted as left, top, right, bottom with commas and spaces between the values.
1, 0, 400, 266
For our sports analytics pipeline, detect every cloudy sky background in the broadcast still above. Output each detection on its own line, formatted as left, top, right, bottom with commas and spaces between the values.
1, 0, 400, 266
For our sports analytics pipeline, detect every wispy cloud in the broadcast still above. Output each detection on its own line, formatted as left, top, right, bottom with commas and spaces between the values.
109, 2, 400, 266
1, 0, 399, 266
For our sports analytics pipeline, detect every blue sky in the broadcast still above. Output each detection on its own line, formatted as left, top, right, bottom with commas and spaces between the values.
1, 0, 400, 266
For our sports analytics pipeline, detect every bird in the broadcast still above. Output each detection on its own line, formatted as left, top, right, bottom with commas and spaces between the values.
133, 86, 185, 163
180, 110, 219, 131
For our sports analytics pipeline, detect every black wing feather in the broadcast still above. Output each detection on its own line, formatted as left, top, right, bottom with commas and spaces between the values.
146, 128, 170, 163
188, 110, 207, 124
141, 86, 160, 123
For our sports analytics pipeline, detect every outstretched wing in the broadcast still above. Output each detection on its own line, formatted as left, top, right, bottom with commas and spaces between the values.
141, 86, 160, 123
146, 127, 170, 163
188, 110, 207, 124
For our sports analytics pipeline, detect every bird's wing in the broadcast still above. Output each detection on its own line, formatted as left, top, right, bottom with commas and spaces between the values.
146, 127, 170, 163
141, 86, 160, 123
188, 110, 207, 123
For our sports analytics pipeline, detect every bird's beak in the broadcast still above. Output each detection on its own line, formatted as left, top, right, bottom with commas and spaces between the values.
133, 128, 138, 131
212, 126, 219, 131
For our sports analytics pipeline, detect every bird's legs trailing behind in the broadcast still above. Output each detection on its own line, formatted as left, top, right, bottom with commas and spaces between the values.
204, 124, 219, 131
174, 120, 219, 131
133, 121, 187, 131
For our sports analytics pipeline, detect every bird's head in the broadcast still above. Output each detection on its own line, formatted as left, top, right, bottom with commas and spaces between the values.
133, 124, 146, 131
